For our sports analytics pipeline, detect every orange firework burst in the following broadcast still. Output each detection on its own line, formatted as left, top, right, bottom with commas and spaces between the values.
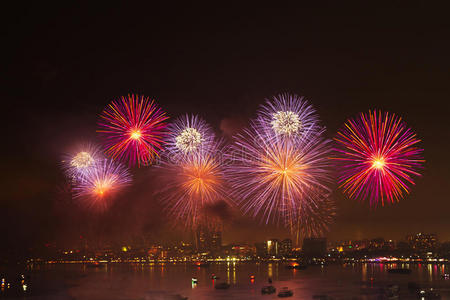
156, 141, 229, 229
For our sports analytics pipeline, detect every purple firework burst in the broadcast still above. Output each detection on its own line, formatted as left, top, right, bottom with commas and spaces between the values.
226, 122, 333, 228
73, 158, 132, 210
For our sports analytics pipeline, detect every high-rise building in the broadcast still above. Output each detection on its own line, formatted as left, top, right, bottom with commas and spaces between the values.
196, 230, 208, 252
195, 228, 222, 253
280, 239, 292, 256
211, 231, 222, 253
255, 242, 267, 257
267, 239, 279, 256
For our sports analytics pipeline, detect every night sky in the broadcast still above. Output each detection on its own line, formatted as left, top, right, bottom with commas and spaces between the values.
3, 3, 450, 253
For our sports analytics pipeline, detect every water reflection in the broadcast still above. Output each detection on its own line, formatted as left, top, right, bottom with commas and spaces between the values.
8, 262, 449, 300
361, 263, 367, 281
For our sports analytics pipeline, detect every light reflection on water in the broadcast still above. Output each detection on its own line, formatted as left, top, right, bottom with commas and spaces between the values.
11, 262, 450, 299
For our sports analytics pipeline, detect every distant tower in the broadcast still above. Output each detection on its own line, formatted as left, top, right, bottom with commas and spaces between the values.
195, 229, 209, 252
194, 227, 222, 253
211, 231, 222, 253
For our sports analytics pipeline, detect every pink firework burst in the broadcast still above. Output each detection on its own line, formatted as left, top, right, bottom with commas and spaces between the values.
73, 159, 132, 210
334, 110, 424, 206
98, 94, 169, 166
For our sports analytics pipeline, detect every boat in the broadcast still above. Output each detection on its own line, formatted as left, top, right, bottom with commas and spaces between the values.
191, 277, 198, 284
261, 285, 276, 294
285, 262, 307, 270
215, 282, 230, 289
418, 288, 441, 299
193, 261, 209, 267
442, 273, 449, 279
278, 287, 293, 297
211, 274, 219, 280
387, 268, 411, 274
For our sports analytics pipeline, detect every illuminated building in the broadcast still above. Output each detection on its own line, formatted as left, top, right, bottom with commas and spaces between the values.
267, 239, 279, 256
229, 244, 256, 257
254, 242, 268, 257
195, 228, 223, 253
211, 231, 222, 253
280, 239, 292, 256
369, 238, 386, 250
407, 233, 438, 251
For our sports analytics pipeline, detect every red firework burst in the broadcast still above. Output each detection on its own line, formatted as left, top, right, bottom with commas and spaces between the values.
334, 110, 424, 206
98, 94, 169, 166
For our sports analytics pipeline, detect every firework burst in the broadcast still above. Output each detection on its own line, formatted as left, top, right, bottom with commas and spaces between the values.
226, 124, 333, 227
165, 114, 215, 161
62, 143, 103, 180
334, 110, 424, 206
73, 159, 132, 209
156, 141, 229, 229
98, 94, 169, 166
257, 93, 321, 140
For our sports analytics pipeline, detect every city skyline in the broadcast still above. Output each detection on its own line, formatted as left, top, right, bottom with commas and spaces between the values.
22, 231, 450, 264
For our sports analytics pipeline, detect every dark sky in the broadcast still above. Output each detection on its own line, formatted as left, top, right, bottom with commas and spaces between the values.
3, 2, 450, 252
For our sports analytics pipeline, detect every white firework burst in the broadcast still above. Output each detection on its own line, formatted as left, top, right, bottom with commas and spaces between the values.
71, 151, 95, 169
165, 114, 215, 161
175, 127, 203, 153
257, 93, 321, 140
271, 110, 302, 136
62, 143, 103, 180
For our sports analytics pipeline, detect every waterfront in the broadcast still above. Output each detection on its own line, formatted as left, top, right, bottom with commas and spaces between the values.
2, 262, 450, 299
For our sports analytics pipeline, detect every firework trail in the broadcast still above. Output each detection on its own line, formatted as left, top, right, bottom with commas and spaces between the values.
156, 140, 229, 230
293, 193, 336, 240
226, 123, 333, 227
73, 159, 132, 210
334, 110, 424, 206
61, 143, 103, 180
98, 94, 169, 166
256, 93, 321, 141
164, 114, 215, 161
